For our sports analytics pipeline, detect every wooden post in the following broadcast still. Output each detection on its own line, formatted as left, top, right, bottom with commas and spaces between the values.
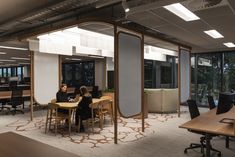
114, 25, 118, 144
58, 55, 62, 88
30, 51, 34, 121
178, 46, 181, 117
141, 33, 145, 132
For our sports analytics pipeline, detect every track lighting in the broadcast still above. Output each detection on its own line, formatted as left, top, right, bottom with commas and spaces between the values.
122, 0, 129, 13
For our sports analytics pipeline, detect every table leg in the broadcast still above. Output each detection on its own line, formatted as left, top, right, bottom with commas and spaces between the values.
69, 109, 71, 136
226, 136, 230, 148
205, 134, 211, 157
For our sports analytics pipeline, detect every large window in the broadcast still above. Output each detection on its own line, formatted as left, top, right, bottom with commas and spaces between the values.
191, 51, 235, 107
0, 66, 24, 81
144, 56, 178, 88
62, 61, 95, 87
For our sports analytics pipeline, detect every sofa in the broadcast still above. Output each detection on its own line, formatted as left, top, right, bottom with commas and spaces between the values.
144, 88, 178, 113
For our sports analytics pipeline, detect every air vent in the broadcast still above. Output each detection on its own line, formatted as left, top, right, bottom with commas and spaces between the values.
183, 0, 227, 11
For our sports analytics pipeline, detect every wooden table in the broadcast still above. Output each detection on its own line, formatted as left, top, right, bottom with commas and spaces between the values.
179, 107, 235, 157
55, 102, 79, 135
55, 97, 112, 134
0, 132, 80, 157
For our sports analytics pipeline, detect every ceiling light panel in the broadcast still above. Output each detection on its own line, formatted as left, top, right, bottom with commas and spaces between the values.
164, 3, 200, 21
223, 42, 235, 48
204, 30, 224, 39
0, 45, 28, 51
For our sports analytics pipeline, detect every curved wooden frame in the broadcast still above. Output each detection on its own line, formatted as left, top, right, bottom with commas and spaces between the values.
27, 18, 189, 144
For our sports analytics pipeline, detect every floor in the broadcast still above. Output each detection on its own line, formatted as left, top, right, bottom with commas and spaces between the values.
0, 106, 235, 157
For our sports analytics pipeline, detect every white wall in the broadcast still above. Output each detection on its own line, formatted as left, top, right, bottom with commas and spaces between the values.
95, 59, 106, 90
34, 52, 59, 105
106, 57, 114, 71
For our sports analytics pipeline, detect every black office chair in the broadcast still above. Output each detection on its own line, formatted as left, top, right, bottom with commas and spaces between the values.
8, 90, 24, 115
185, 100, 221, 157
207, 95, 216, 110
91, 86, 102, 98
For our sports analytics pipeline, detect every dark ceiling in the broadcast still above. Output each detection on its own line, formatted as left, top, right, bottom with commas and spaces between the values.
0, 0, 235, 53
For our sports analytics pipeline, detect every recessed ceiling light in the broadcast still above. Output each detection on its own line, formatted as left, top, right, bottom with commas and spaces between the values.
66, 58, 82, 61
223, 42, 235, 48
0, 45, 28, 51
0, 59, 16, 62
0, 52, 6, 54
204, 30, 224, 39
163, 3, 200, 21
88, 55, 104, 59
19, 62, 30, 65
11, 57, 30, 60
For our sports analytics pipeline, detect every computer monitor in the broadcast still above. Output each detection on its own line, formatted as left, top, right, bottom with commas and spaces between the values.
216, 92, 234, 115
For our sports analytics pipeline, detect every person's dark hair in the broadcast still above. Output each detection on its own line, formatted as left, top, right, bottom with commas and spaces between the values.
59, 83, 67, 92
80, 86, 89, 96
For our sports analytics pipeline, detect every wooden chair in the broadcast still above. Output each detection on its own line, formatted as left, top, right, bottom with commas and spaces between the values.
77, 102, 102, 133
45, 99, 69, 135
98, 99, 113, 126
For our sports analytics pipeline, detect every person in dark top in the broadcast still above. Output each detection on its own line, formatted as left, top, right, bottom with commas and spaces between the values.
75, 86, 92, 132
56, 84, 70, 115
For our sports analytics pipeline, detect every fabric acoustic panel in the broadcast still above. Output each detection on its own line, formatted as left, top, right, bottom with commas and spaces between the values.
118, 32, 142, 118
180, 49, 190, 103
34, 52, 59, 105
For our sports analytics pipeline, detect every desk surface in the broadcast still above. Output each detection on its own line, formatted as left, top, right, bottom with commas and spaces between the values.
179, 107, 235, 137
0, 132, 80, 157
0, 90, 30, 99
55, 98, 110, 109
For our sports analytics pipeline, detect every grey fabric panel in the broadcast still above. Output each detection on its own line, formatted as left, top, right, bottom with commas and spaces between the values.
180, 50, 190, 103
118, 32, 142, 117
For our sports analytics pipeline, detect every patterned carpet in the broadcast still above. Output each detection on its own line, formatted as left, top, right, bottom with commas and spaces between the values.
5, 112, 176, 148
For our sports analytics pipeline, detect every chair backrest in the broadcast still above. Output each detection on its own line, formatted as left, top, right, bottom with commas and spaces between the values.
48, 102, 59, 110
187, 99, 200, 119
50, 99, 57, 103
207, 95, 216, 110
100, 96, 112, 100
11, 89, 23, 106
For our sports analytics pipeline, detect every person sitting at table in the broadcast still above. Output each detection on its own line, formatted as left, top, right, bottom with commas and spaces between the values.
75, 86, 92, 132
56, 83, 71, 115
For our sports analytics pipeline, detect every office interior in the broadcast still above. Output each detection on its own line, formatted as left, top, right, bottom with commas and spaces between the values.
0, 0, 235, 157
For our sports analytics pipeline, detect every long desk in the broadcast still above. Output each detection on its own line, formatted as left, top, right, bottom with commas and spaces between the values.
0, 90, 30, 99
179, 107, 235, 157
0, 132, 80, 157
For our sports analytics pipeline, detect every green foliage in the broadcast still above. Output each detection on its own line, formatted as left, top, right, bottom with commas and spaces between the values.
103, 88, 114, 93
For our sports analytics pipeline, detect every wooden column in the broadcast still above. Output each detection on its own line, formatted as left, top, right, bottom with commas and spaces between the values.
114, 25, 118, 144
141, 33, 145, 132
58, 55, 62, 88
30, 51, 34, 121
178, 46, 181, 118
189, 49, 192, 99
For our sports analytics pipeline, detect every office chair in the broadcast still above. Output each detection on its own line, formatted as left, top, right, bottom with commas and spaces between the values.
207, 95, 216, 110
91, 86, 102, 98
8, 90, 24, 115
185, 100, 221, 157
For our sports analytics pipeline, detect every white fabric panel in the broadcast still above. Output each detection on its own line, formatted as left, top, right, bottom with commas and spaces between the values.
118, 32, 142, 117
180, 50, 190, 103
34, 52, 59, 104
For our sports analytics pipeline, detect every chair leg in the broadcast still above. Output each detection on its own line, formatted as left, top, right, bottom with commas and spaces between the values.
49, 109, 53, 131
45, 109, 49, 133
110, 102, 114, 125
